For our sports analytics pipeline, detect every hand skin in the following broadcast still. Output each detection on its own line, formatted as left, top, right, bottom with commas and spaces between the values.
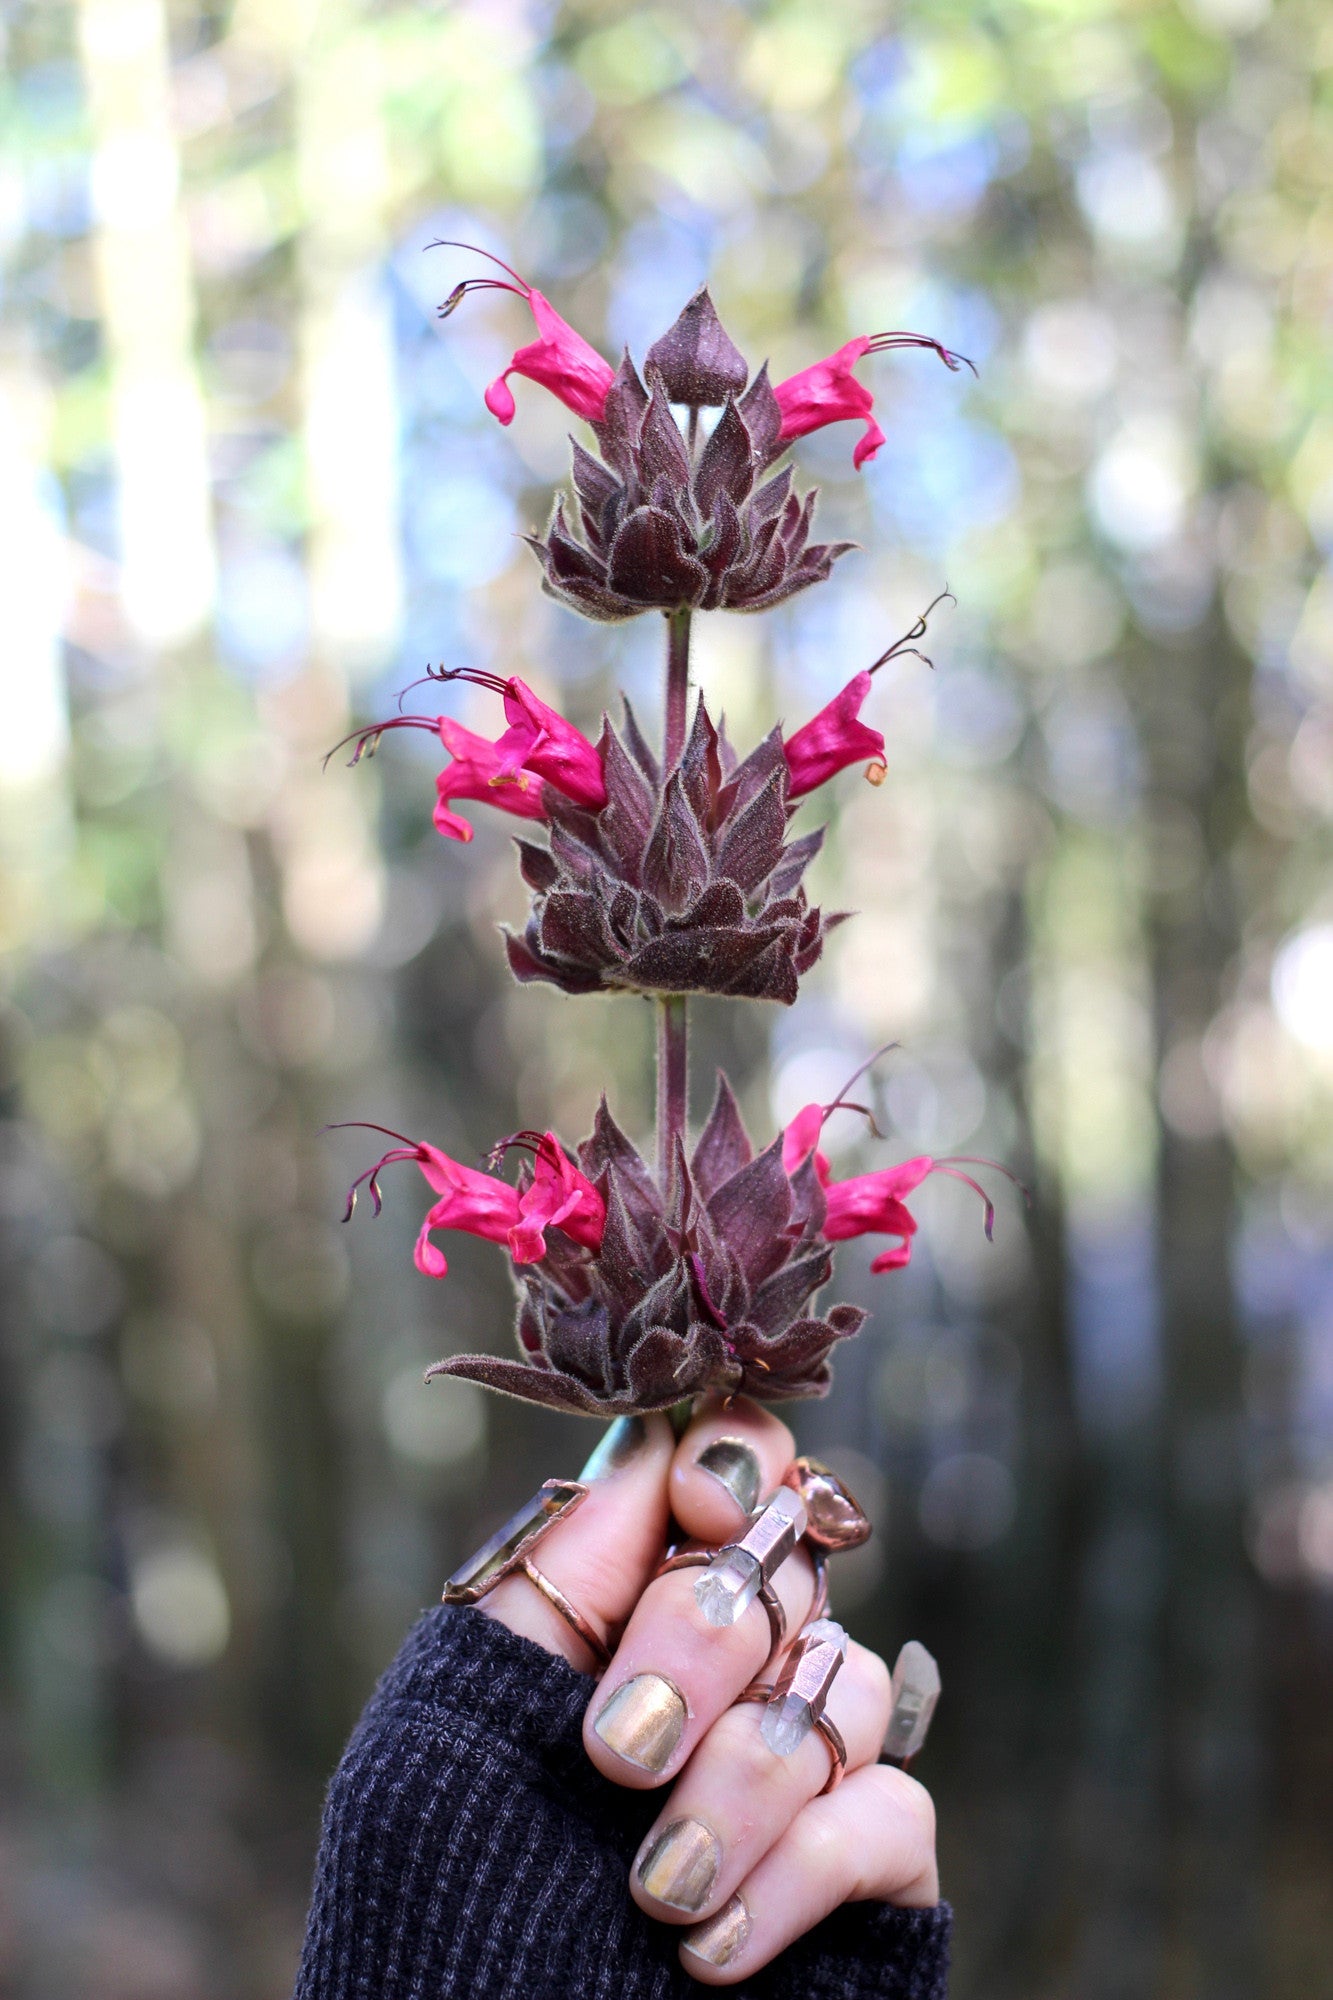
478, 1399, 940, 1982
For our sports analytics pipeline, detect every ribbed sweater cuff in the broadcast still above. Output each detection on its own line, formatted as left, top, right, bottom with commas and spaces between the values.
294, 1605, 951, 2000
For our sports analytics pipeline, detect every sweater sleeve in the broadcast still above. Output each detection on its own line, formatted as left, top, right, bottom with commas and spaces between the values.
293, 1605, 951, 2000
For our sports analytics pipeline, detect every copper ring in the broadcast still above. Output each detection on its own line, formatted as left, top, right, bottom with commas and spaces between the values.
520, 1559, 613, 1673
735, 1682, 847, 1795
655, 1547, 787, 1657
807, 1551, 829, 1623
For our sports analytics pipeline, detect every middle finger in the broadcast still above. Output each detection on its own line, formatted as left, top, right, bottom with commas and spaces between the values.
585, 1496, 817, 1789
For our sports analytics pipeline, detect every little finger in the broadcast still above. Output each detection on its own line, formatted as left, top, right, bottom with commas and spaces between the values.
678, 1764, 940, 1984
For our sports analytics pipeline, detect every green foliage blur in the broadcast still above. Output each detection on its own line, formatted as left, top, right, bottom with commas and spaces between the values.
2, 0, 1331, 1993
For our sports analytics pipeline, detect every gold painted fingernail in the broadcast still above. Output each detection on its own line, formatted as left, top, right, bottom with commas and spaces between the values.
579, 1416, 646, 1482
683, 1892, 751, 1967
695, 1437, 762, 1514
636, 1818, 722, 1913
593, 1673, 686, 1771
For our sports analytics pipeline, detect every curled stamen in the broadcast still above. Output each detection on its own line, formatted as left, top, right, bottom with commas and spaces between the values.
322, 714, 442, 771
425, 664, 512, 696
815, 1041, 901, 1140
425, 238, 531, 290
937, 1155, 1033, 1207
326, 1123, 427, 1223
868, 590, 956, 677
867, 332, 977, 377
933, 1166, 997, 1241
483, 1128, 547, 1171
342, 1161, 391, 1221
437, 276, 525, 319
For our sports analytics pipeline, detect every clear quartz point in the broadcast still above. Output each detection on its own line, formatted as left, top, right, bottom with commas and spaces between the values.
761, 1694, 812, 1756
883, 1641, 941, 1763
804, 1617, 849, 1655
694, 1547, 761, 1626
694, 1487, 806, 1628
761, 1618, 848, 1756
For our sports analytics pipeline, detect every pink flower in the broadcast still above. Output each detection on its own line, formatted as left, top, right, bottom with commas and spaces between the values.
433, 715, 549, 843
339, 1123, 606, 1281
493, 678, 607, 810
784, 1101, 1006, 1273
821, 1157, 933, 1272
783, 671, 886, 798
436, 242, 614, 427
326, 675, 607, 841
340, 1127, 524, 1280
509, 1132, 606, 1263
774, 332, 974, 471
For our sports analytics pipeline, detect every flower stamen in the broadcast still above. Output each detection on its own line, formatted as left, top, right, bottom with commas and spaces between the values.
867, 590, 956, 677
866, 332, 977, 376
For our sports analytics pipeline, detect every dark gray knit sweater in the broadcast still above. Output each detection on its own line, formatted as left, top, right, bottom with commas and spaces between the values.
294, 1605, 951, 1999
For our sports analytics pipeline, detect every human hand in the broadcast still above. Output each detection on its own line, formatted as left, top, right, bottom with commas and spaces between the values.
475, 1399, 939, 1983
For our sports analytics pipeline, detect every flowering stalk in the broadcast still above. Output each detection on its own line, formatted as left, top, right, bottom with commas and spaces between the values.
328, 264, 1009, 1422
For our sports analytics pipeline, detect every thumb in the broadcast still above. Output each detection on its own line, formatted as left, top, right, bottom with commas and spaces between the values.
474, 1415, 674, 1673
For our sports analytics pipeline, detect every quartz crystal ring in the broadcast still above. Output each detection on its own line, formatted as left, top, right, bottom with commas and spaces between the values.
441, 1478, 614, 1674
734, 1682, 848, 1795
879, 1641, 942, 1770
691, 1485, 808, 1641
656, 1544, 787, 1658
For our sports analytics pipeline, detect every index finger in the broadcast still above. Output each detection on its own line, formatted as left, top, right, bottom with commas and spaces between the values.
584, 1400, 815, 1789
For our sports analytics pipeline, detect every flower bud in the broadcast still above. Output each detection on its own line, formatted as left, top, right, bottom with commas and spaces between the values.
644, 287, 749, 406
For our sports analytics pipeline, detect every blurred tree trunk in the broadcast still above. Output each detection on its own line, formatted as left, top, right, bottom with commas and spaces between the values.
1140, 610, 1260, 2000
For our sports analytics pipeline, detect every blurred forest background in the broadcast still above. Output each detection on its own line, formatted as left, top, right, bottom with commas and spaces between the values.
2, 0, 1332, 1994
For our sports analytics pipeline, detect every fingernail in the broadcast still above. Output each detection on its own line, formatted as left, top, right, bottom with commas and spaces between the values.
579, 1416, 646, 1482
682, 1893, 751, 1968
695, 1436, 761, 1514
592, 1673, 686, 1771
636, 1818, 722, 1912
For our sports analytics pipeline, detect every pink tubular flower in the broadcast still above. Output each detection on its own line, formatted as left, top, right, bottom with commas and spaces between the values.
508, 1131, 606, 1264
773, 332, 974, 471
436, 242, 614, 427
339, 1126, 524, 1280
338, 1123, 605, 1280
324, 712, 550, 845
493, 678, 608, 810
783, 671, 886, 798
821, 1158, 933, 1272
326, 672, 607, 839
784, 1100, 1006, 1273
434, 715, 549, 842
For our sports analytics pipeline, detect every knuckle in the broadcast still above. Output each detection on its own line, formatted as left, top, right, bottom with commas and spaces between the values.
718, 1707, 784, 1792
894, 1772, 937, 1851
794, 1805, 858, 1899
863, 1768, 937, 1897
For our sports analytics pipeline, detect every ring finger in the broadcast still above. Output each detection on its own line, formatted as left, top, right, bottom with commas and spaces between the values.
630, 1637, 891, 1922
